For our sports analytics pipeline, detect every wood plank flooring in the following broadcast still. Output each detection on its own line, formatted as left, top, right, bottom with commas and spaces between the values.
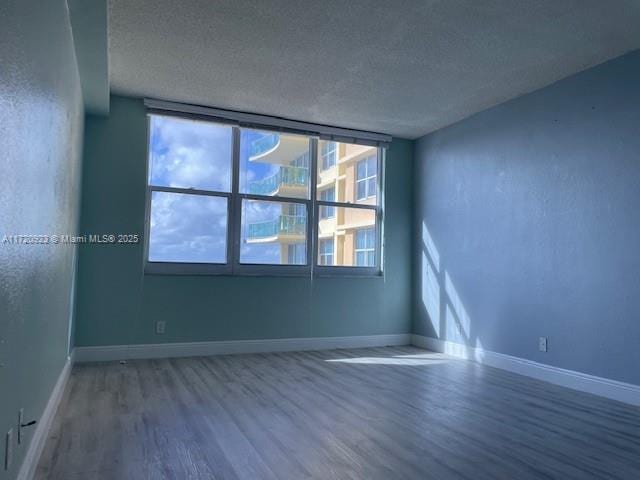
36, 346, 640, 479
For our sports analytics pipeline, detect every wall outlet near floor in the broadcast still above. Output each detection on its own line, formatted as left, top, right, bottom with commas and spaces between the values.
4, 429, 12, 471
539, 336, 548, 352
155, 321, 166, 335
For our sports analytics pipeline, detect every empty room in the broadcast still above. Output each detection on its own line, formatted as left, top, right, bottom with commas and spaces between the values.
2, 0, 640, 479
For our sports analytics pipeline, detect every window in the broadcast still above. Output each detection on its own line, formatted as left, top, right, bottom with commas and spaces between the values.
319, 188, 335, 219
355, 228, 376, 266
240, 129, 310, 199
239, 199, 307, 265
316, 207, 377, 267
149, 192, 228, 264
315, 142, 380, 271
320, 141, 337, 170
319, 239, 334, 265
356, 155, 377, 201
145, 113, 383, 275
147, 115, 233, 270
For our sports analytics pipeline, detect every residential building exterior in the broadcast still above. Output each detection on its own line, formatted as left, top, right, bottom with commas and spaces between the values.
245, 132, 378, 266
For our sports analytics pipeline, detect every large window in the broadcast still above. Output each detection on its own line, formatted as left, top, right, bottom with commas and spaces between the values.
145, 113, 383, 275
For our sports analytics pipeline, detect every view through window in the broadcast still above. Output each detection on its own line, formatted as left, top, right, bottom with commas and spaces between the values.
146, 114, 382, 274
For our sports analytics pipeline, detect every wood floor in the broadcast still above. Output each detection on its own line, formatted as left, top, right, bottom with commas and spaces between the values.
36, 346, 640, 479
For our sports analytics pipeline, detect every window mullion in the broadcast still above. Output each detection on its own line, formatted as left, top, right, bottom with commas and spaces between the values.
377, 147, 384, 274
309, 138, 319, 270
230, 126, 241, 272
149, 185, 232, 197
316, 200, 379, 211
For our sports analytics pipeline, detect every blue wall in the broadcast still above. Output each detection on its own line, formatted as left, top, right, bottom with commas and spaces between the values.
75, 96, 413, 346
414, 51, 640, 385
0, 1, 84, 479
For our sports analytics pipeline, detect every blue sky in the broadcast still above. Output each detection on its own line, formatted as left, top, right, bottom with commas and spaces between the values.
148, 115, 302, 264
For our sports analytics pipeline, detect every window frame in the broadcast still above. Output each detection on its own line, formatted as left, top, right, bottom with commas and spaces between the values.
143, 112, 384, 277
143, 115, 235, 275
313, 146, 383, 277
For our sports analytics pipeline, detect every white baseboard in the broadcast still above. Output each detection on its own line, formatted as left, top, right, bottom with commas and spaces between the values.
17, 354, 73, 480
411, 334, 640, 407
74, 334, 412, 362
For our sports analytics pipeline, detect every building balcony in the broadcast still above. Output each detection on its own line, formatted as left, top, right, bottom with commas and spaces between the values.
249, 132, 309, 165
248, 166, 308, 196
247, 215, 306, 243
250, 133, 280, 158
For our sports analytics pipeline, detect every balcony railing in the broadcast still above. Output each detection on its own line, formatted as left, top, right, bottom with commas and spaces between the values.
250, 133, 280, 158
247, 215, 306, 239
248, 166, 308, 195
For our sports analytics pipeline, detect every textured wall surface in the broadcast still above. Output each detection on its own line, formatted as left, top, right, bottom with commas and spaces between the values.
0, 1, 83, 479
414, 51, 640, 385
75, 96, 413, 347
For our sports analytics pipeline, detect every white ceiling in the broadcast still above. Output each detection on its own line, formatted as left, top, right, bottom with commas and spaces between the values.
109, 0, 640, 139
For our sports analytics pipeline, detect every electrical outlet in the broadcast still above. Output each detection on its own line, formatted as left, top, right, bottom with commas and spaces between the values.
5, 429, 12, 471
539, 336, 548, 352
155, 321, 166, 335
18, 409, 23, 444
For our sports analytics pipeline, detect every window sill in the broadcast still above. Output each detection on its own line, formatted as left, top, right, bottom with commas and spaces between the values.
144, 263, 383, 278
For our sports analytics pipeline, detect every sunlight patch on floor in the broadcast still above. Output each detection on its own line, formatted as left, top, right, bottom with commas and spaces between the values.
326, 353, 450, 366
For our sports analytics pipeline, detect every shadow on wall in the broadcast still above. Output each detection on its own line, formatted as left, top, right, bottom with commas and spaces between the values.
419, 221, 485, 358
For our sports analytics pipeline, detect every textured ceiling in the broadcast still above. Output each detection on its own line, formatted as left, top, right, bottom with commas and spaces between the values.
109, 0, 640, 138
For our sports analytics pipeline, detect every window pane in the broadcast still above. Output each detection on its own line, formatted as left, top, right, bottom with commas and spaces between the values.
240, 199, 307, 264
320, 141, 337, 170
317, 207, 376, 267
357, 160, 367, 179
149, 115, 232, 192
240, 129, 310, 199
368, 156, 376, 172
317, 141, 378, 204
357, 182, 367, 201
367, 177, 377, 198
148, 191, 227, 263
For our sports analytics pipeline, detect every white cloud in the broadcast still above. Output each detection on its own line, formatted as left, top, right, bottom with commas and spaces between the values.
149, 192, 227, 263
150, 116, 232, 192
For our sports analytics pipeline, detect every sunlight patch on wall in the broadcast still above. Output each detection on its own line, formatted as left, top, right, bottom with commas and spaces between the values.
445, 271, 471, 342
422, 251, 441, 336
